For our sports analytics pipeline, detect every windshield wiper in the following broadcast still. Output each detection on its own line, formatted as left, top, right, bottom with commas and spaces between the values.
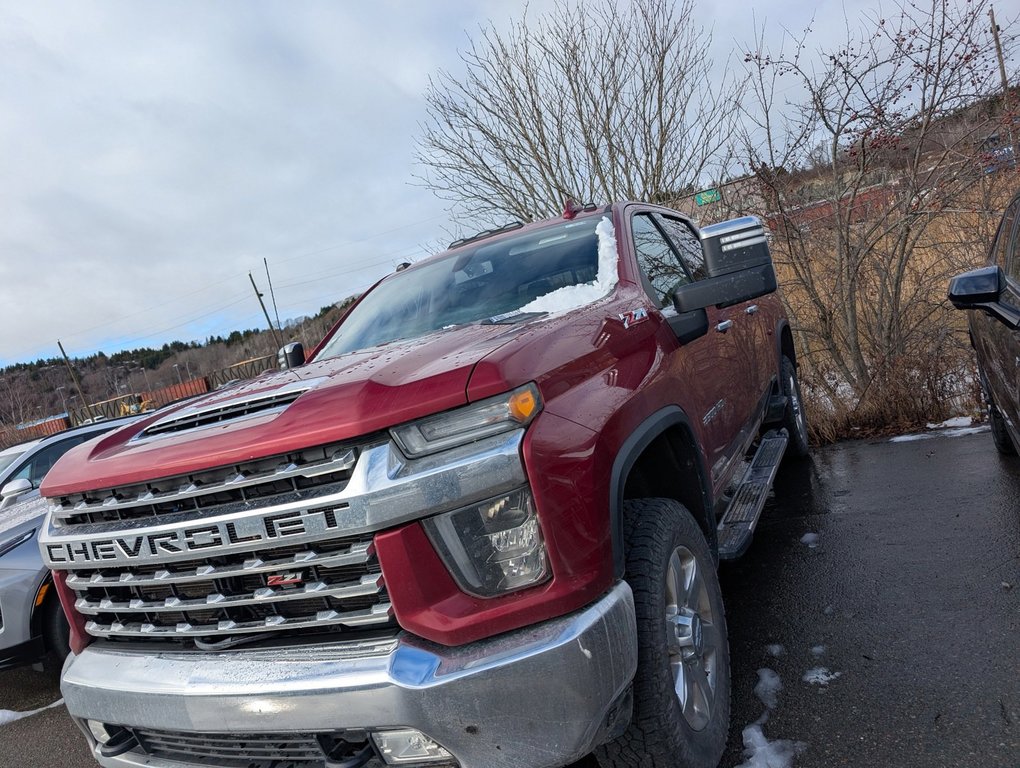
482, 311, 549, 325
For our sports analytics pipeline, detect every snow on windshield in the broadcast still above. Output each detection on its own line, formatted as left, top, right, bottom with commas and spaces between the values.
517, 216, 619, 316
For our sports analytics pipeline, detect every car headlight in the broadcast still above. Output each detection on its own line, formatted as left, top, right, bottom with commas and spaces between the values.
0, 529, 35, 559
423, 488, 549, 597
390, 384, 541, 458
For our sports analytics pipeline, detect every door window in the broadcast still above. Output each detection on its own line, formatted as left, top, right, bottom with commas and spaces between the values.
11, 434, 92, 488
656, 215, 708, 280
631, 213, 693, 307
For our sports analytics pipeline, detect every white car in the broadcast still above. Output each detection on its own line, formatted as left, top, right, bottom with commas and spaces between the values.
0, 420, 137, 670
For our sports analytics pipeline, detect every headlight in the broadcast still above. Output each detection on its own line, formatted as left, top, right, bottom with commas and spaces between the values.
390, 383, 541, 458
0, 529, 34, 558
423, 488, 549, 597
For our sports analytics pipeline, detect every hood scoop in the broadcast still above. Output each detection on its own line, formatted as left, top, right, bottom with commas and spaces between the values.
140, 381, 316, 438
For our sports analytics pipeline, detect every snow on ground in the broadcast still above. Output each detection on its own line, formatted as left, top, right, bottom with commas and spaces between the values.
735, 668, 807, 768
926, 416, 973, 429
890, 425, 989, 442
737, 725, 808, 768
823, 605, 834, 616
766, 643, 786, 658
803, 667, 842, 685
753, 668, 783, 710
800, 532, 819, 548
0, 699, 63, 727
809, 645, 825, 657
518, 217, 618, 316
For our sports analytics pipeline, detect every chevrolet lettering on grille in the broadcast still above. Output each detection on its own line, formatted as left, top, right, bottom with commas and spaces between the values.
44, 503, 351, 567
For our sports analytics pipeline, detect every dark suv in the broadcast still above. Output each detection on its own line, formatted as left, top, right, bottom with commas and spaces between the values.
949, 189, 1020, 454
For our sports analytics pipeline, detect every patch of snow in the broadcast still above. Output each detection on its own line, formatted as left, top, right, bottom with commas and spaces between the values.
800, 532, 819, 548
0, 699, 63, 727
0, 496, 49, 532
803, 667, 842, 685
753, 668, 783, 710
765, 643, 785, 658
926, 416, 972, 429
736, 724, 808, 768
517, 217, 618, 316
823, 605, 834, 616
809, 645, 826, 657
890, 425, 989, 442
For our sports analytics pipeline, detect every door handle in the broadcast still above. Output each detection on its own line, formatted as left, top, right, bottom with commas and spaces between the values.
745, 304, 759, 315
716, 319, 733, 333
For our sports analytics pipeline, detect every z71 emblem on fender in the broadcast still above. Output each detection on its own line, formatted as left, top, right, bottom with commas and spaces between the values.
267, 572, 304, 587
619, 308, 649, 329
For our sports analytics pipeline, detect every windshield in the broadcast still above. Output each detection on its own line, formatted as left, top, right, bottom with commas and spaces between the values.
315, 216, 610, 359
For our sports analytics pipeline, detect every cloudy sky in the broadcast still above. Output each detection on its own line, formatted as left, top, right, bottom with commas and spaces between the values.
0, 0, 880, 368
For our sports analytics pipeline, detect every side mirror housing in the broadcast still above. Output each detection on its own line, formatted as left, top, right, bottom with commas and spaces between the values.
948, 266, 1020, 329
278, 342, 306, 369
1, 478, 33, 501
672, 216, 778, 313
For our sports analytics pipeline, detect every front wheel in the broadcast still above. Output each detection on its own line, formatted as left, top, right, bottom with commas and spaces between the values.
42, 592, 70, 670
596, 498, 730, 768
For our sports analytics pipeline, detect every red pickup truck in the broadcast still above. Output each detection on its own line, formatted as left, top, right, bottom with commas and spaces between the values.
39, 201, 807, 768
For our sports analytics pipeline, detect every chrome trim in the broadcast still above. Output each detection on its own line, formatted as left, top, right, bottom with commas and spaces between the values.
41, 430, 527, 569
65, 583, 637, 768
74, 573, 383, 616
65, 541, 371, 589
53, 448, 356, 522
83, 601, 393, 638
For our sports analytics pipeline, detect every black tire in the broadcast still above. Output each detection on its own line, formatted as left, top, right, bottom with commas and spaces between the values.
596, 498, 730, 768
989, 402, 1016, 456
42, 592, 70, 670
781, 356, 810, 459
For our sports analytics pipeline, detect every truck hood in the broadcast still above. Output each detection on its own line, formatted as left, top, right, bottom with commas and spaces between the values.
42, 325, 523, 496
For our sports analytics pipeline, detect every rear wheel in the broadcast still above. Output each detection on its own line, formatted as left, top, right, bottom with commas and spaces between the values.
596, 498, 730, 768
781, 356, 809, 459
989, 402, 1016, 456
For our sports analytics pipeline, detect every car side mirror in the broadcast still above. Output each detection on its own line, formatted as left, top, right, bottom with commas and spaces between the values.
672, 216, 779, 313
948, 266, 1020, 329
1, 478, 32, 501
672, 267, 778, 313
278, 342, 305, 369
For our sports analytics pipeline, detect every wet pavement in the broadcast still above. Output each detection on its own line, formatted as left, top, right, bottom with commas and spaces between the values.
1, 431, 1017, 767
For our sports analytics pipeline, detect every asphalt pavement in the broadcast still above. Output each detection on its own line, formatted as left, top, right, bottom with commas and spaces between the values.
1, 430, 1017, 768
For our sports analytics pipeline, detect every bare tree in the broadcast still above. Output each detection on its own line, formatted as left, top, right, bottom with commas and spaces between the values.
738, 0, 1018, 434
417, 0, 741, 225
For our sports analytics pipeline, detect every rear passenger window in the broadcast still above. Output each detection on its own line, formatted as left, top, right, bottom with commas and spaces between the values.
656, 215, 707, 280
631, 214, 692, 307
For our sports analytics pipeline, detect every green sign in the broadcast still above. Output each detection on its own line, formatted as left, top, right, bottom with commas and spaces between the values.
694, 188, 721, 206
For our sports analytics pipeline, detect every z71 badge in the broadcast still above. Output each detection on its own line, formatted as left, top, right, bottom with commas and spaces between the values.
267, 572, 304, 587
619, 308, 649, 329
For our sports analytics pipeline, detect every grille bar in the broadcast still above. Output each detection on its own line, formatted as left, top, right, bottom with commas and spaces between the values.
75, 574, 383, 616
65, 541, 371, 589
54, 447, 356, 522
84, 601, 393, 638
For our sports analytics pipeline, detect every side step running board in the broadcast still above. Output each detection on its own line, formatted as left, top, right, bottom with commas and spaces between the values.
717, 429, 788, 560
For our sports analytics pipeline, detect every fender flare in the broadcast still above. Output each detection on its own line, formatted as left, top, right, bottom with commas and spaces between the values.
609, 405, 716, 576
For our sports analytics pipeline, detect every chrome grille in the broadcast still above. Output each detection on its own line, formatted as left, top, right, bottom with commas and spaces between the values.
129, 727, 373, 768
66, 536, 393, 642
52, 441, 357, 527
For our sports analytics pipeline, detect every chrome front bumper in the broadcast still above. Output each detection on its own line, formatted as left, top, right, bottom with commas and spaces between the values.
63, 582, 637, 768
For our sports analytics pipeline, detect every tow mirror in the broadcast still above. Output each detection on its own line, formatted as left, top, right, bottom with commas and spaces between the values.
672, 216, 778, 313
278, 342, 305, 369
948, 266, 1020, 329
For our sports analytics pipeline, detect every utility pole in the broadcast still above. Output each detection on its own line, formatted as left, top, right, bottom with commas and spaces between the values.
990, 6, 1016, 157
248, 272, 284, 352
57, 340, 95, 423
264, 258, 282, 332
